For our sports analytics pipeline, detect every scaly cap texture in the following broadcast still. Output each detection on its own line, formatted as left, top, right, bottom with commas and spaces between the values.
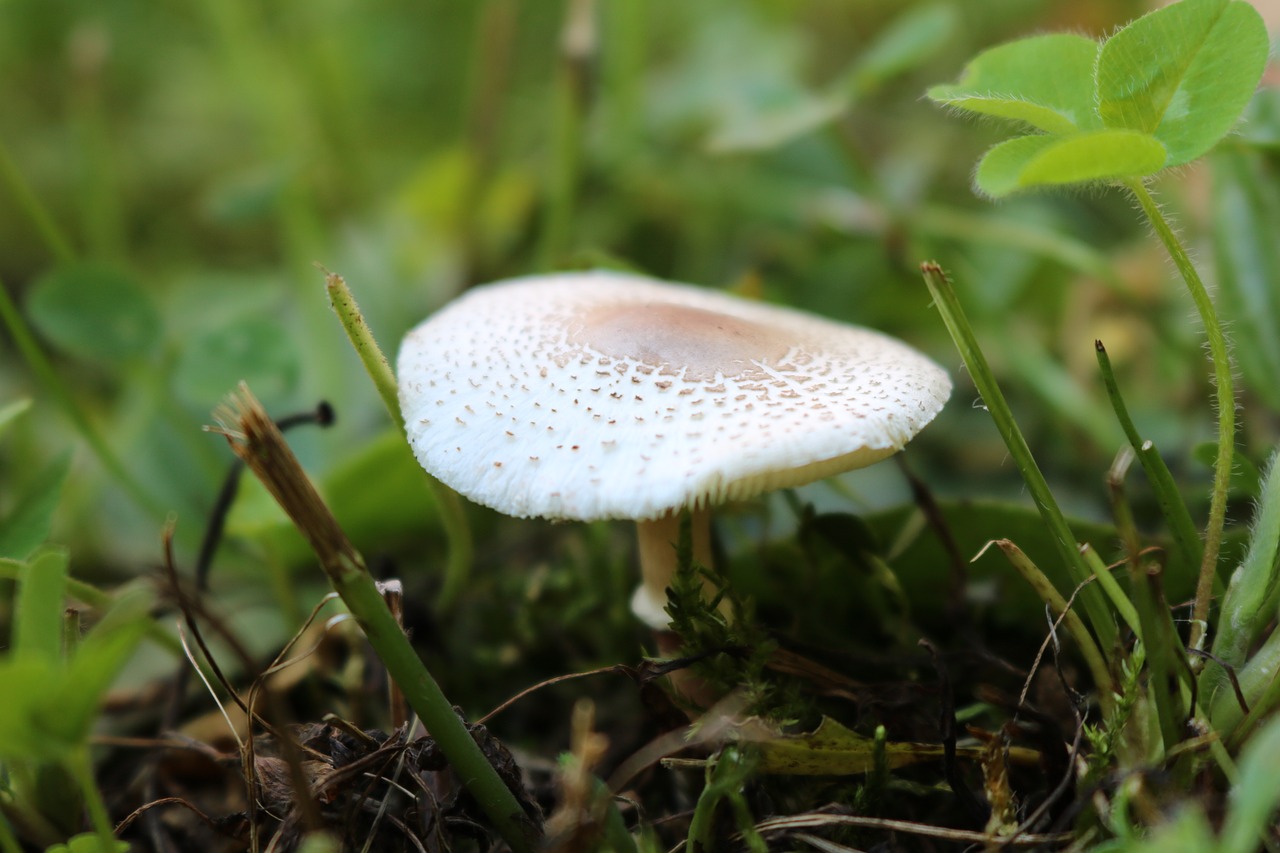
398, 271, 951, 521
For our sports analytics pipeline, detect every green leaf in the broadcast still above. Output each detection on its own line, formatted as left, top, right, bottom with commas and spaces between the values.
706, 91, 846, 153
1237, 88, 1280, 149
173, 315, 300, 409
1097, 0, 1268, 166
0, 657, 63, 760
0, 452, 72, 560
1210, 452, 1280, 667
203, 164, 292, 224
42, 587, 153, 753
44, 833, 131, 853
0, 587, 152, 762
1211, 148, 1280, 412
0, 398, 32, 438
14, 548, 70, 661
927, 34, 1101, 134
841, 3, 959, 96
706, 4, 957, 153
975, 136, 1056, 197
729, 715, 1037, 775
975, 131, 1167, 197
1222, 714, 1280, 853
1202, 460, 1280, 727
40, 623, 148, 750
25, 263, 160, 363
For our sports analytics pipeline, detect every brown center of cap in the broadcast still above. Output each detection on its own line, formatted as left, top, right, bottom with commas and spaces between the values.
575, 302, 792, 382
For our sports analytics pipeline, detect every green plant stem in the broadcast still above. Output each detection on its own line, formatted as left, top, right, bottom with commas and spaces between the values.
0, 275, 166, 520
214, 385, 540, 853
69, 746, 117, 851
1095, 340, 1206, 583
323, 271, 404, 430
1080, 546, 1141, 639
324, 271, 474, 608
920, 262, 1116, 650
337, 565, 537, 836
1124, 178, 1234, 655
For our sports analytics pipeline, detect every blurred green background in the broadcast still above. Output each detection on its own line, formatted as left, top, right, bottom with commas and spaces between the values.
2, 0, 1279, 705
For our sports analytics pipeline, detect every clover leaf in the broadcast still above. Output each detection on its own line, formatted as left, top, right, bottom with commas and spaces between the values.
929, 0, 1268, 198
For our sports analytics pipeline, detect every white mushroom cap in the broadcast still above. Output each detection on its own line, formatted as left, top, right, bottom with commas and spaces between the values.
397, 271, 951, 521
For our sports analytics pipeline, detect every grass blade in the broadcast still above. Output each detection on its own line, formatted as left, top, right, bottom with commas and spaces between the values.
920, 261, 1115, 650
991, 539, 1114, 710
1079, 546, 1140, 639
1095, 340, 1205, 582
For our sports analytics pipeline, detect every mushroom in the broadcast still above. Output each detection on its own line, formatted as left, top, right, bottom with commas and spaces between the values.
397, 270, 951, 633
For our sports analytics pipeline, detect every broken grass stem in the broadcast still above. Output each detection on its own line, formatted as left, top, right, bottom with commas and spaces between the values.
212, 383, 540, 853
990, 539, 1115, 715
322, 269, 473, 609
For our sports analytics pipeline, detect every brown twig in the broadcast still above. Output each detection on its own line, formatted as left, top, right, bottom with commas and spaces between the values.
896, 455, 970, 630
477, 664, 642, 725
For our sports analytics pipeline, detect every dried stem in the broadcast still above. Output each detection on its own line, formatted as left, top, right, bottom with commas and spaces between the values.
210, 383, 540, 853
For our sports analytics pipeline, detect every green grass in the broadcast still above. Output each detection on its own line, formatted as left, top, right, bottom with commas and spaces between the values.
2, 0, 1280, 849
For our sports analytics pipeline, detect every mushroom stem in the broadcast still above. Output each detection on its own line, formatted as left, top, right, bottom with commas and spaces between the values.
632, 508, 717, 630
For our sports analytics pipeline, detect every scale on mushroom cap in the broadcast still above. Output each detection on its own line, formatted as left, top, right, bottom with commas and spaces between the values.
397, 270, 951, 632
